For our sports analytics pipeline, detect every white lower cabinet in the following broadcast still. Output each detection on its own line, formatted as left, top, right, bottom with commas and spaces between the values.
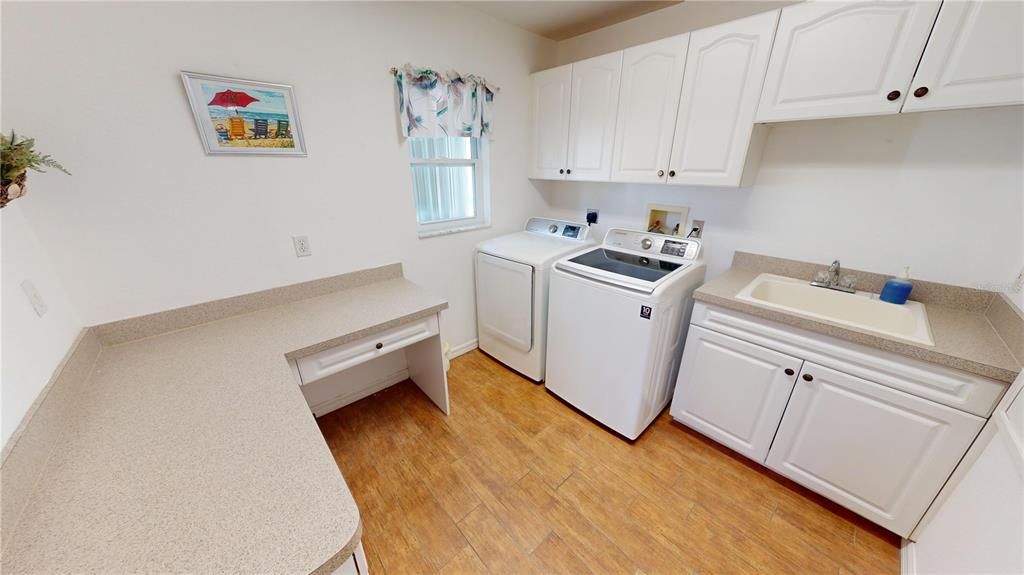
671, 302, 1002, 537
766, 362, 984, 536
671, 325, 801, 462
331, 541, 369, 574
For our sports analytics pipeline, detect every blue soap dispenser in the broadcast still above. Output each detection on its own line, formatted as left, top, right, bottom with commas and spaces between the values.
880, 266, 913, 305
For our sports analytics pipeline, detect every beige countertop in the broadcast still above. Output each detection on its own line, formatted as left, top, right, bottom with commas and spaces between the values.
696, 262, 1021, 384
2, 275, 447, 574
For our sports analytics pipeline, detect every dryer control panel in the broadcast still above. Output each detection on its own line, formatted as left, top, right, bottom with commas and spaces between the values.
525, 217, 589, 241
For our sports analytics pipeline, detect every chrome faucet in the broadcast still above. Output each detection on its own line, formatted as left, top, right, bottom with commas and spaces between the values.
811, 259, 857, 294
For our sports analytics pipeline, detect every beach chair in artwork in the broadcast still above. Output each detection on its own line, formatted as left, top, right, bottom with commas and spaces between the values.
251, 118, 269, 139
274, 119, 290, 139
227, 116, 246, 140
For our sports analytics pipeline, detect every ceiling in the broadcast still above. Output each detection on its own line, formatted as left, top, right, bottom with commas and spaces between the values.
465, 1, 681, 41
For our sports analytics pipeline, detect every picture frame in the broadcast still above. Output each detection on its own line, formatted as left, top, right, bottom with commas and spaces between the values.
181, 71, 306, 156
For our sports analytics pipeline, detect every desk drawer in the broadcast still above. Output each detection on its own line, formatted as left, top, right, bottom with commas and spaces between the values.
296, 315, 439, 385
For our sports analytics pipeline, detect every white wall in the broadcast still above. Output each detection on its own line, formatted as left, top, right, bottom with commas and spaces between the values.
540, 107, 1024, 288
1, 1, 554, 355
1, 204, 83, 449
556, 0, 791, 63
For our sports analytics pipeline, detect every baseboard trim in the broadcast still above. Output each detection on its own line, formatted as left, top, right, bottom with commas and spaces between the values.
900, 539, 916, 575
307, 369, 409, 417
450, 338, 478, 359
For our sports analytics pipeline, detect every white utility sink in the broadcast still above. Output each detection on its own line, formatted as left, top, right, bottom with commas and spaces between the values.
735, 274, 934, 346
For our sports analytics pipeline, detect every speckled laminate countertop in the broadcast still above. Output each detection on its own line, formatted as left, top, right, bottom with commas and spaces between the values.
1, 276, 448, 574
696, 263, 1021, 384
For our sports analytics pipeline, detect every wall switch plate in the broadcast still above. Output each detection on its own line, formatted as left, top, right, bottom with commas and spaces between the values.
690, 220, 705, 239
20, 280, 49, 317
586, 209, 599, 225
292, 236, 312, 258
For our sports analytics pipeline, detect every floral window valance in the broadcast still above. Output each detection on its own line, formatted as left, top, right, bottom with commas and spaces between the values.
393, 64, 498, 139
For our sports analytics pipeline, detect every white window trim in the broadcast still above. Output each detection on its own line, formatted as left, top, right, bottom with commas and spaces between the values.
410, 138, 491, 239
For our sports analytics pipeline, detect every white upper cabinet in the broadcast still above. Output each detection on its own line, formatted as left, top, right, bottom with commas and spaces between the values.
668, 9, 779, 186
530, 64, 572, 179
610, 34, 689, 184
566, 52, 623, 181
756, 1, 941, 123
766, 362, 984, 537
902, 0, 1024, 113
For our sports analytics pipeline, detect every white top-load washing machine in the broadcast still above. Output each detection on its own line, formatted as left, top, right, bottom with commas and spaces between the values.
475, 217, 592, 382
545, 228, 706, 440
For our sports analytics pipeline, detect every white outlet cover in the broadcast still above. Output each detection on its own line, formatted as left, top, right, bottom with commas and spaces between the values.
20, 280, 49, 317
292, 235, 312, 257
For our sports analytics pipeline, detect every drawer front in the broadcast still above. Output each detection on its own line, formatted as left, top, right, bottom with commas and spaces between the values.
692, 302, 1008, 417
297, 315, 439, 385
766, 362, 984, 536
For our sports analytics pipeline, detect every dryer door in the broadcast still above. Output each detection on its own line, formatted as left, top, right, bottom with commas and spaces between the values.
476, 252, 534, 352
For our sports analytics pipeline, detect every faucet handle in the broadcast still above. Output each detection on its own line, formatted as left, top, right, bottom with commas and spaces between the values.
839, 274, 857, 290
814, 270, 830, 284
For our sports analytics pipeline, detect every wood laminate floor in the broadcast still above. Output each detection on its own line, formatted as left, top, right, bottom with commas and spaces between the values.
317, 350, 900, 574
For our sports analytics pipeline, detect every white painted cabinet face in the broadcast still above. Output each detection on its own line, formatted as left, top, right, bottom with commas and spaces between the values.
669, 9, 779, 186
610, 34, 689, 184
756, 1, 941, 123
567, 52, 622, 181
902, 0, 1024, 113
670, 325, 801, 463
766, 362, 984, 536
530, 64, 572, 179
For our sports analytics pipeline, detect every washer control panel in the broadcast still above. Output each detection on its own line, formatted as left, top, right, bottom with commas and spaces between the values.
604, 229, 701, 260
525, 217, 589, 241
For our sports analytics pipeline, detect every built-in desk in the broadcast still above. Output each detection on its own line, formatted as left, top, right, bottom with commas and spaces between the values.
1, 265, 447, 574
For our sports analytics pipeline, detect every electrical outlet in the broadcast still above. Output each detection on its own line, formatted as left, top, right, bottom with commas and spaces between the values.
586, 209, 599, 225
690, 220, 705, 239
292, 235, 312, 258
20, 280, 49, 317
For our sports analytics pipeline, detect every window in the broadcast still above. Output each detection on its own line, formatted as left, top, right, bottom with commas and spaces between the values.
409, 137, 490, 237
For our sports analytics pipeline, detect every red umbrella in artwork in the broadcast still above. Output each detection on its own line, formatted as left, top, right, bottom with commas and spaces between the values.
207, 89, 259, 111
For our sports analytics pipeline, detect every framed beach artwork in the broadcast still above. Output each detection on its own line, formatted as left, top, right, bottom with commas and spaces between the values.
181, 72, 306, 156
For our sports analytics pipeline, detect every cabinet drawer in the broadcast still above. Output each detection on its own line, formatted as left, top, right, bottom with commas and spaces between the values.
692, 302, 1008, 417
296, 315, 439, 385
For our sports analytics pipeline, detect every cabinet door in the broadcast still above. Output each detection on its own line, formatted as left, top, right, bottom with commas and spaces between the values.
902, 0, 1024, 113
756, 1, 941, 122
668, 10, 779, 186
530, 64, 572, 179
766, 362, 984, 536
610, 34, 689, 184
566, 52, 622, 181
670, 325, 802, 463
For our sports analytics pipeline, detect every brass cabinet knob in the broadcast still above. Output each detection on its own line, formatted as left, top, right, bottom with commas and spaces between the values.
913, 86, 929, 98
886, 90, 901, 101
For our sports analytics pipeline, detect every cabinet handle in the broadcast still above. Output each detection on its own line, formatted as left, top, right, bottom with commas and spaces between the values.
802, 373, 814, 382
566, 169, 572, 174
658, 170, 665, 177
913, 86, 929, 98
559, 169, 565, 174
784, 368, 795, 376
886, 90, 901, 101
668, 170, 676, 177
375, 342, 383, 350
